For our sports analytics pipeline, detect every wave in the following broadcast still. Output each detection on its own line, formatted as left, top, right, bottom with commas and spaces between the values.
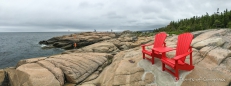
40, 44, 47, 47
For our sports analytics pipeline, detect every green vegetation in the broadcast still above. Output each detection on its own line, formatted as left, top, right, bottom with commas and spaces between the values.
154, 8, 231, 35
132, 31, 155, 37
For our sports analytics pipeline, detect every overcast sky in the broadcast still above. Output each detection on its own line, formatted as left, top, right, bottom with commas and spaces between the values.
0, 0, 231, 32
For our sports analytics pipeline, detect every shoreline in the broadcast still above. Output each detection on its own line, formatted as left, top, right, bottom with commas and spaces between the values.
0, 32, 78, 69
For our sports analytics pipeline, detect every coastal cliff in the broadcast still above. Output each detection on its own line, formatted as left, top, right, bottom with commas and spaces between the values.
1, 29, 231, 86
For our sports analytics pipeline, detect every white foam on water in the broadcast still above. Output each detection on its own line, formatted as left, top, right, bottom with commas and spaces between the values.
41, 44, 47, 47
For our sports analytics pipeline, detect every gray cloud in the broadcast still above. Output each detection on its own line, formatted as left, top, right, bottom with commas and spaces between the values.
0, 0, 231, 32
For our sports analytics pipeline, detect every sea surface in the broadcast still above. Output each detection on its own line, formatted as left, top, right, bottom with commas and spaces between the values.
0, 32, 75, 69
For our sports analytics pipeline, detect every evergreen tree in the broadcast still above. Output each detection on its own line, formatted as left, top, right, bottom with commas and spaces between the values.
154, 9, 231, 34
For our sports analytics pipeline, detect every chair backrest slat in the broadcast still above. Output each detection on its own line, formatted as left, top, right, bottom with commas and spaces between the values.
153, 32, 167, 48
175, 33, 193, 62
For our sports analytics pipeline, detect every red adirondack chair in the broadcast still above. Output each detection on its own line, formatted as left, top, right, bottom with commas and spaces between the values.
161, 33, 194, 81
141, 32, 167, 64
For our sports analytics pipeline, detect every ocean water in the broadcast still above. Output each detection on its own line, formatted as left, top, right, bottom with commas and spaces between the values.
0, 32, 75, 69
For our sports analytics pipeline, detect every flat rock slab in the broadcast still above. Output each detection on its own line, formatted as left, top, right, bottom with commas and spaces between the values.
192, 29, 226, 45
193, 37, 225, 49
191, 29, 214, 38
200, 46, 231, 65
80, 48, 154, 86
46, 53, 109, 84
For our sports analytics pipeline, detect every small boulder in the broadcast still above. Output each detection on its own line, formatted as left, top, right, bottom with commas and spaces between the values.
81, 42, 119, 53
8, 64, 60, 86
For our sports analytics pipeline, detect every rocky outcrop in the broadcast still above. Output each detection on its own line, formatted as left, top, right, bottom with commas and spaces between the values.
80, 29, 231, 86
39, 32, 117, 50
79, 41, 202, 86
2, 53, 112, 86
39, 31, 151, 51
63, 36, 152, 55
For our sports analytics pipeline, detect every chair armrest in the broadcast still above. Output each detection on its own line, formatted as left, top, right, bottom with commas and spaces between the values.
152, 47, 176, 53
173, 51, 193, 60
141, 44, 153, 47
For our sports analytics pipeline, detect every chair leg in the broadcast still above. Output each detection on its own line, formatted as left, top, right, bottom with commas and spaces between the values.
142, 53, 145, 59
162, 63, 165, 71
151, 56, 154, 64
175, 68, 179, 81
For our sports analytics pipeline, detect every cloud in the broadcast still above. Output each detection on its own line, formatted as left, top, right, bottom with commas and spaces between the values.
0, 0, 231, 32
